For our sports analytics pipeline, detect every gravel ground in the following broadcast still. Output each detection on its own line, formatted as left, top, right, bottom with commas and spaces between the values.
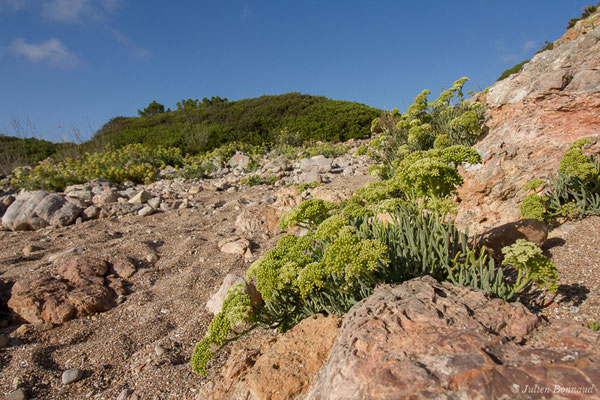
539, 216, 600, 327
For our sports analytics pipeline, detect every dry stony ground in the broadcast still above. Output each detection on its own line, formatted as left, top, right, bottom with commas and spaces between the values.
0, 178, 599, 399
0, 184, 286, 400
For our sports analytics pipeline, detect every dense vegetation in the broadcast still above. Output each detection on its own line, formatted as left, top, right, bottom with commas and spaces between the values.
191, 79, 560, 377
88, 93, 379, 154
0, 135, 73, 175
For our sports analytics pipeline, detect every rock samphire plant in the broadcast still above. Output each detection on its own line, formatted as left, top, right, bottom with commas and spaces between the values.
521, 139, 600, 222
191, 143, 558, 376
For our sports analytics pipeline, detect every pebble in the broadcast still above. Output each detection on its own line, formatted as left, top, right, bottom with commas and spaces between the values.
62, 368, 85, 385
146, 253, 159, 263
154, 344, 167, 356
117, 388, 133, 400
0, 334, 9, 347
6, 389, 27, 400
22, 245, 35, 257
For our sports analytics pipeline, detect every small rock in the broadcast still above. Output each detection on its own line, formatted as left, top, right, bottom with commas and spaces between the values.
155, 344, 167, 356
117, 388, 133, 400
113, 260, 136, 279
189, 186, 202, 194
147, 197, 161, 209
128, 191, 151, 204
6, 389, 27, 400
138, 205, 154, 217
146, 253, 159, 263
62, 368, 84, 385
0, 334, 9, 347
22, 245, 36, 257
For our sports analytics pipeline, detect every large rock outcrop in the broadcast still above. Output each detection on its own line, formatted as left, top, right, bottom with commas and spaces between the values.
305, 276, 600, 399
456, 23, 600, 232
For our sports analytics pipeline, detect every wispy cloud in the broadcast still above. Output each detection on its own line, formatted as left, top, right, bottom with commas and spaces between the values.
42, 0, 89, 23
495, 38, 540, 64
111, 28, 150, 58
41, 0, 121, 23
523, 40, 537, 53
0, 0, 32, 12
10, 37, 79, 67
240, 5, 251, 21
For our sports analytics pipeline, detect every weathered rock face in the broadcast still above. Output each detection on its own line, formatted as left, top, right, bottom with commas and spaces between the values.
214, 314, 342, 400
7, 256, 124, 324
456, 25, 600, 232
2, 191, 82, 231
306, 276, 600, 400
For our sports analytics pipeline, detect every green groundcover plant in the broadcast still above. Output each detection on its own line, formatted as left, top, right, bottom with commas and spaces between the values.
191, 141, 559, 376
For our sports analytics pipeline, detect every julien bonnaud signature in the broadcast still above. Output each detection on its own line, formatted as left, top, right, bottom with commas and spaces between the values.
510, 383, 596, 395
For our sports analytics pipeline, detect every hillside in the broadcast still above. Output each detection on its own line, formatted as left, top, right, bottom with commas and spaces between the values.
88, 93, 380, 153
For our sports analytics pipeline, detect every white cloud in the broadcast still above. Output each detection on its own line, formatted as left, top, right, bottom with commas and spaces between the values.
41, 0, 121, 23
111, 28, 150, 58
10, 37, 79, 67
240, 5, 251, 21
523, 40, 537, 53
42, 0, 89, 23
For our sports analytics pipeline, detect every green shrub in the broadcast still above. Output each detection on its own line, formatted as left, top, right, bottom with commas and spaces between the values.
520, 194, 549, 221
570, 137, 592, 150
521, 143, 600, 222
567, 3, 599, 29
501, 239, 559, 293
279, 199, 338, 230
295, 182, 320, 194
523, 179, 545, 192
365, 78, 484, 178
240, 174, 279, 186
586, 321, 600, 331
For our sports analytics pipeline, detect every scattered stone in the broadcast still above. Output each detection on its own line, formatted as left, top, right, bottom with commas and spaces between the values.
116, 388, 133, 400
62, 368, 85, 385
147, 197, 161, 209
128, 190, 151, 204
8, 257, 120, 324
219, 238, 250, 255
22, 245, 36, 257
477, 218, 548, 261
263, 156, 291, 173
228, 152, 251, 170
188, 185, 202, 194
6, 389, 27, 400
82, 205, 101, 220
2, 191, 82, 231
299, 169, 321, 184
138, 205, 154, 217
48, 247, 84, 263
205, 273, 263, 315
146, 253, 159, 263
300, 155, 333, 173
0, 334, 9, 347
112, 259, 136, 279
206, 274, 245, 315
154, 344, 167, 356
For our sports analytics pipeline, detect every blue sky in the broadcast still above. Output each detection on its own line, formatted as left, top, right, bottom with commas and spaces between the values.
0, 0, 591, 142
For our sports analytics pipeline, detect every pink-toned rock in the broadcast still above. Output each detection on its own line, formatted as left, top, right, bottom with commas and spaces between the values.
456, 25, 600, 233
92, 189, 118, 204
305, 276, 600, 400
216, 314, 342, 400
7, 256, 122, 324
